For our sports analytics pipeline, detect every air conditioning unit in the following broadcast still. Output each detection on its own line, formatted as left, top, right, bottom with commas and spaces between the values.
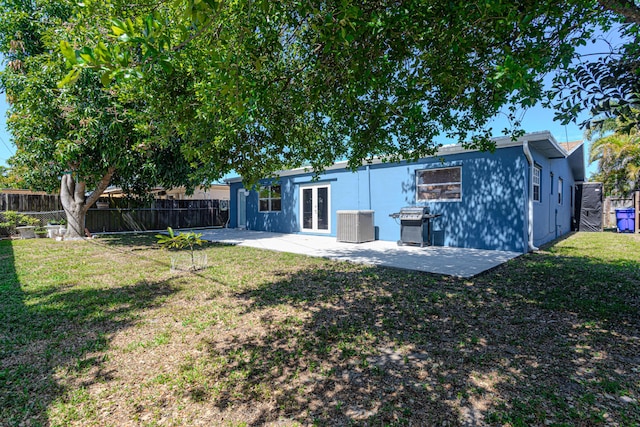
219, 200, 229, 211
336, 210, 375, 243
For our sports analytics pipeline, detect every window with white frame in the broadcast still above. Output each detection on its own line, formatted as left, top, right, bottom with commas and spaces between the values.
417, 166, 462, 201
558, 177, 563, 204
533, 165, 541, 202
258, 185, 281, 212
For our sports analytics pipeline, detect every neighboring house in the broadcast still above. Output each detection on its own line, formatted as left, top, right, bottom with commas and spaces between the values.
103, 184, 230, 201
0, 189, 51, 195
160, 185, 230, 201
227, 131, 585, 253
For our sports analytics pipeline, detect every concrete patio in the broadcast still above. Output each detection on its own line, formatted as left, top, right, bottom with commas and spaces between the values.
196, 228, 522, 278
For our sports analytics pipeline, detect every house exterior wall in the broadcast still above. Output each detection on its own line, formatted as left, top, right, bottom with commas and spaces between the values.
369, 147, 529, 251
229, 139, 583, 253
230, 146, 536, 252
528, 147, 578, 248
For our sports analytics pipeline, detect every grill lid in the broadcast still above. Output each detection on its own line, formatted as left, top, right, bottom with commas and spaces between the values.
399, 206, 429, 214
390, 206, 430, 220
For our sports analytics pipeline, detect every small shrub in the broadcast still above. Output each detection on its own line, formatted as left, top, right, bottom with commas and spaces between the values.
34, 226, 48, 238
0, 211, 40, 236
156, 227, 206, 271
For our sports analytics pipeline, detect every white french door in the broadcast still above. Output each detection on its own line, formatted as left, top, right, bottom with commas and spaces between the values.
300, 185, 330, 233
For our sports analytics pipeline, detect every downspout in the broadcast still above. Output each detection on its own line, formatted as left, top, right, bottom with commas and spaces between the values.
523, 141, 539, 252
367, 165, 372, 210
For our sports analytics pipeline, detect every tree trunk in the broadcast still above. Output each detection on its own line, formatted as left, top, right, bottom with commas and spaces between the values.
59, 168, 116, 240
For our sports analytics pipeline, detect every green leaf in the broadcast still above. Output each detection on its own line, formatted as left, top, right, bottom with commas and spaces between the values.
110, 25, 127, 36
57, 68, 81, 88
59, 41, 77, 64
100, 71, 114, 86
158, 59, 173, 73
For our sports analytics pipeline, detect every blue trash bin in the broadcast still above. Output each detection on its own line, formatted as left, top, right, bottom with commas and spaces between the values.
615, 208, 635, 233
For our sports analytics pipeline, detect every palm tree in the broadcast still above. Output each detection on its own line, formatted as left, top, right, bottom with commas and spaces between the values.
588, 117, 640, 196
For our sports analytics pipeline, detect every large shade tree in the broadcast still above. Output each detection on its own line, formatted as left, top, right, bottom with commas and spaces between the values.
0, 0, 203, 238
66, 1, 640, 148
63, 0, 610, 180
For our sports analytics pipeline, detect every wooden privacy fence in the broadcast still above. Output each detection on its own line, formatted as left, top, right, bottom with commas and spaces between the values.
0, 193, 62, 212
85, 199, 229, 233
1, 192, 229, 233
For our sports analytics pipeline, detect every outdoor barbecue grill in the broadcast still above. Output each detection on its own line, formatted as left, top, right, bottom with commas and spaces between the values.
389, 206, 441, 247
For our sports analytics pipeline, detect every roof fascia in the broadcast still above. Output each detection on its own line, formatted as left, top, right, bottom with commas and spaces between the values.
226, 131, 576, 183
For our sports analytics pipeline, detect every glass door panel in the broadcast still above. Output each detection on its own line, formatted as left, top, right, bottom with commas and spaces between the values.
317, 187, 328, 230
302, 188, 313, 230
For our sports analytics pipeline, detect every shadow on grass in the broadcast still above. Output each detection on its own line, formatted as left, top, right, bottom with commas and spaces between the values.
87, 235, 234, 287
0, 239, 178, 427
497, 251, 639, 325
198, 249, 639, 425
89, 232, 164, 249
2, 234, 638, 425
92, 233, 232, 253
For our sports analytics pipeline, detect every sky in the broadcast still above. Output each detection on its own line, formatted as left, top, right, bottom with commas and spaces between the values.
0, 90, 13, 167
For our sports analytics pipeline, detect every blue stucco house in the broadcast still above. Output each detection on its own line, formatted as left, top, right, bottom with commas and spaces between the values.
226, 131, 585, 253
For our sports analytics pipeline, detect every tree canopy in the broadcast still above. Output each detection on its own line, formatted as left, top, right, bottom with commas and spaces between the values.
1, 0, 639, 238
0, 165, 23, 188
549, 3, 640, 133
56, 0, 626, 182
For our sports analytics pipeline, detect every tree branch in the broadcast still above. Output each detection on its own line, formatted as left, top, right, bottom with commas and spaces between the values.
60, 173, 75, 209
597, 0, 640, 24
84, 167, 116, 209
74, 180, 86, 204
172, 17, 217, 53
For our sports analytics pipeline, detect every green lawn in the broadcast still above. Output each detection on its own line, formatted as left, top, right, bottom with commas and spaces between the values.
1, 232, 639, 426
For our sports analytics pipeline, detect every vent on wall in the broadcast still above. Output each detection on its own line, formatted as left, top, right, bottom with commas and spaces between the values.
336, 210, 375, 243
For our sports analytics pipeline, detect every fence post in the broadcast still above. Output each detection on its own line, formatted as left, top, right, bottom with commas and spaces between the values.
635, 191, 640, 234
